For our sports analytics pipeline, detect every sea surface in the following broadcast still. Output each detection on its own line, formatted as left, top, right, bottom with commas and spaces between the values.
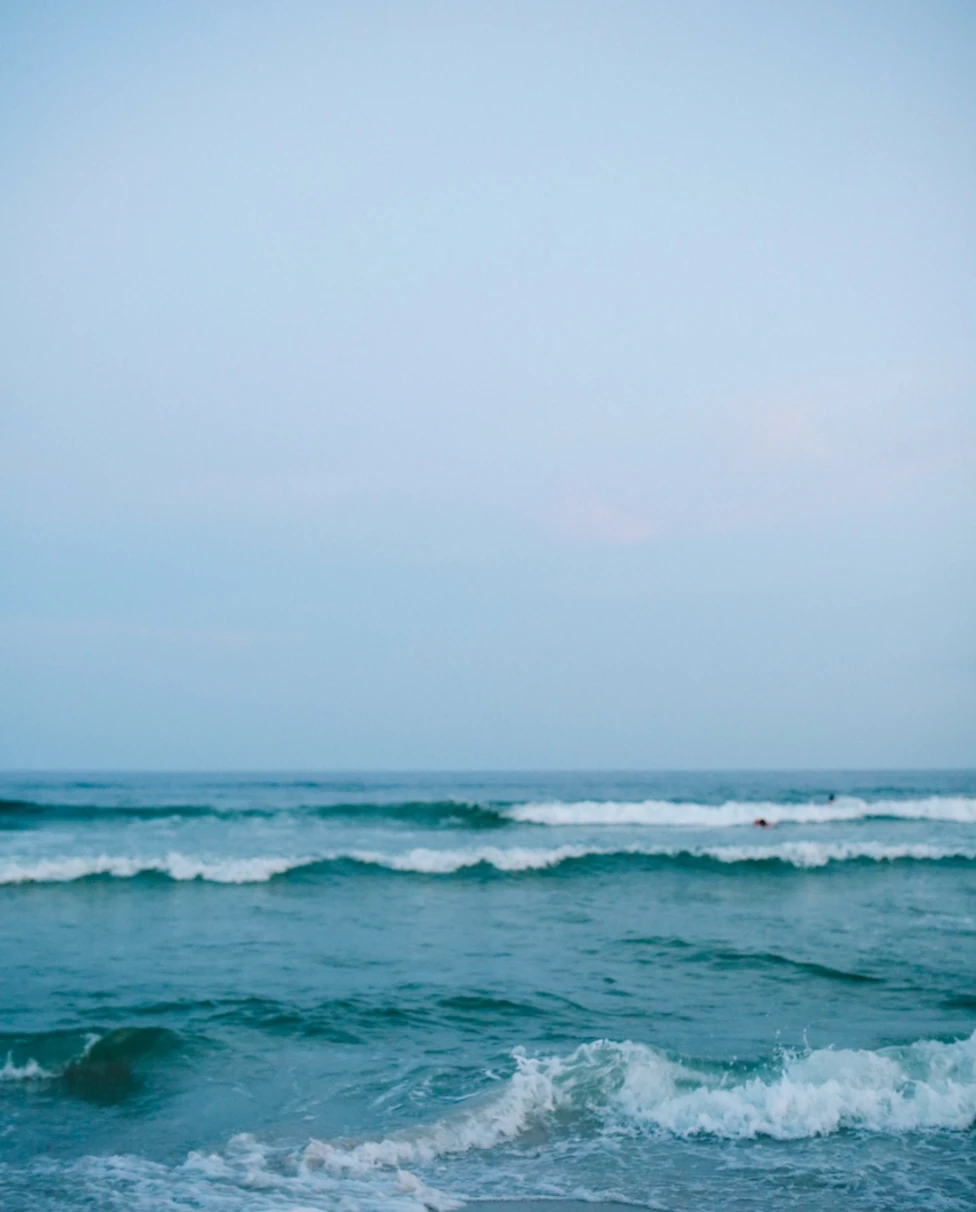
1, 770, 974, 1211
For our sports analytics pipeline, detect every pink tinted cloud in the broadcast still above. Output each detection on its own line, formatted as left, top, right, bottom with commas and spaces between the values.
551, 493, 659, 546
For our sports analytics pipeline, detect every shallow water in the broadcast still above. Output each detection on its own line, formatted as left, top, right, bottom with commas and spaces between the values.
1, 771, 974, 1210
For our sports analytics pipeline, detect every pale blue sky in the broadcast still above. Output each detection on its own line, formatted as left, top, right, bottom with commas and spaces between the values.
2, 1, 974, 768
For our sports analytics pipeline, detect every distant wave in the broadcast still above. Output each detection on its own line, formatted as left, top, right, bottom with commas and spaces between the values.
313, 800, 507, 828
2, 841, 975, 884
505, 795, 976, 827
0, 798, 254, 825
0, 854, 303, 884
306, 1033, 976, 1169
337, 841, 976, 874
4, 794, 975, 829
0, 797, 506, 828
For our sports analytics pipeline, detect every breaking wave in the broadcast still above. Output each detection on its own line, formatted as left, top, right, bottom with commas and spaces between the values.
1, 838, 974, 887
0, 854, 303, 884
1, 1027, 181, 1102
306, 1032, 976, 1171
5, 1035, 974, 1210
335, 841, 976, 874
2, 840, 975, 885
4, 794, 975, 831
505, 795, 976, 827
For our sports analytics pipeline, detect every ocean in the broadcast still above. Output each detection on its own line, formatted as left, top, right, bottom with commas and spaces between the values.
0, 770, 974, 1211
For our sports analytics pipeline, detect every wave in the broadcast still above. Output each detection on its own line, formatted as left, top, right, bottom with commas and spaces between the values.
0, 1026, 181, 1102
194, 990, 577, 1042
505, 795, 976, 827
0, 797, 239, 825
340, 841, 976, 874
7, 1035, 974, 1210
3, 840, 975, 884
313, 801, 506, 829
0, 854, 304, 884
620, 938, 883, 984
304, 1033, 976, 1172
4, 793, 975, 831
0, 797, 506, 829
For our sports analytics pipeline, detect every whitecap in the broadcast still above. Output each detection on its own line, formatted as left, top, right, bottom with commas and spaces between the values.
306, 1031, 976, 1169
505, 795, 976, 828
1, 841, 974, 884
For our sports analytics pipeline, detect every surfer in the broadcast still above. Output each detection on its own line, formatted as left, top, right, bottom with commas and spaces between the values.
754, 817, 770, 828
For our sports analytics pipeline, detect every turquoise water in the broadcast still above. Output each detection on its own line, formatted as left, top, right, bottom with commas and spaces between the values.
1, 771, 974, 1210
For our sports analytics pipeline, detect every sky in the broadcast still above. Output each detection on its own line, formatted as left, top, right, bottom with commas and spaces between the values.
1, 0, 974, 770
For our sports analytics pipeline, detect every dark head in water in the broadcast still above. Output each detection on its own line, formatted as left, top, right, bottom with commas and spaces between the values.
754, 818, 770, 827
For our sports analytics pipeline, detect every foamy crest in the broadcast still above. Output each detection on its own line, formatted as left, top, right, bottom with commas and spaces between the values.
1, 841, 974, 884
348, 841, 976, 872
305, 1049, 564, 1174
613, 1033, 976, 1137
349, 844, 597, 874
507, 795, 976, 828
0, 853, 309, 885
0, 1032, 101, 1083
0, 1055, 56, 1081
307, 1033, 976, 1171
8, 1037, 975, 1207
697, 840, 976, 868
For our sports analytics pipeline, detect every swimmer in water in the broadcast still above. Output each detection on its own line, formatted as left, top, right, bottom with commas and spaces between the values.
754, 817, 770, 827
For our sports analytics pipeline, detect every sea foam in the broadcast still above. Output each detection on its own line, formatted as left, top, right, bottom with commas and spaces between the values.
1, 841, 973, 884
0, 1056, 55, 1081
0, 853, 306, 884
351, 840, 976, 872
505, 795, 976, 827
19, 1145, 457, 1212
8, 1036, 975, 1211
306, 1031, 976, 1172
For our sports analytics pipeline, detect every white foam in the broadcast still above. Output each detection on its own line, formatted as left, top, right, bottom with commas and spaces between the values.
9, 1036, 975, 1206
612, 1033, 976, 1137
0, 1032, 102, 1082
1, 840, 973, 884
49, 1144, 456, 1212
690, 840, 976, 868
0, 1055, 56, 1081
305, 1049, 562, 1174
348, 844, 599, 874
347, 841, 976, 872
0, 853, 309, 885
506, 795, 976, 828
307, 1032, 976, 1168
